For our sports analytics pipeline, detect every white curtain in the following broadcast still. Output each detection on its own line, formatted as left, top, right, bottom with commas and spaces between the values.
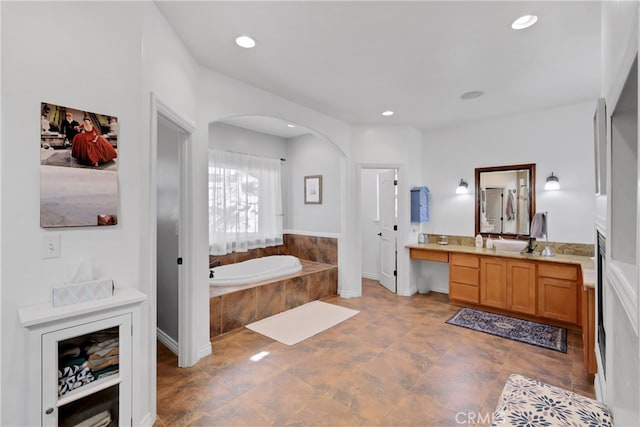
208, 149, 283, 255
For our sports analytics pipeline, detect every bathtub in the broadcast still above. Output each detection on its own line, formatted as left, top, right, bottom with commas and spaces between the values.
209, 255, 302, 286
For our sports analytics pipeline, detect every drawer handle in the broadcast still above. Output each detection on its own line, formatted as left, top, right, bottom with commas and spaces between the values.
45, 408, 54, 415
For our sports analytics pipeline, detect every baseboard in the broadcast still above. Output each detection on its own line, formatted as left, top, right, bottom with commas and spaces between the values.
156, 328, 178, 355
140, 413, 154, 427
431, 285, 449, 294
595, 371, 606, 402
362, 272, 379, 280
339, 289, 362, 298
398, 285, 417, 297
199, 341, 212, 359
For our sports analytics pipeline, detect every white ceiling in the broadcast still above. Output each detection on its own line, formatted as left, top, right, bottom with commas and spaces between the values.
156, 1, 601, 136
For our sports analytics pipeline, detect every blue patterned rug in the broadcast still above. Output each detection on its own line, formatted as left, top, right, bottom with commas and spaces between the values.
446, 308, 567, 353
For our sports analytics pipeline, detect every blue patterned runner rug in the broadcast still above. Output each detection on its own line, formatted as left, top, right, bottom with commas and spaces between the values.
446, 307, 567, 353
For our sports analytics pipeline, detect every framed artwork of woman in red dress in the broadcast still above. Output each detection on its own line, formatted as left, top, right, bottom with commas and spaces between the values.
40, 102, 119, 228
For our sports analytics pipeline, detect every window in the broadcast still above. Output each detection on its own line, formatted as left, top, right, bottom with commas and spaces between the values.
208, 150, 283, 255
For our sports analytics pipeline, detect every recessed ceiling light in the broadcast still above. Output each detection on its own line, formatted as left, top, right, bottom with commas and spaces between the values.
461, 91, 484, 100
287, 124, 296, 128
381, 110, 394, 116
235, 35, 256, 48
511, 15, 538, 30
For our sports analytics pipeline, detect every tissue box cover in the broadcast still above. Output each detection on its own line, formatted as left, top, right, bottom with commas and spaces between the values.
52, 278, 114, 307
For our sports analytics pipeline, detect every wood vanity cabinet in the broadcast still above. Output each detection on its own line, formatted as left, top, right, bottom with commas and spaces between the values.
480, 257, 507, 308
408, 247, 585, 327
507, 260, 537, 315
480, 258, 536, 314
449, 253, 480, 303
537, 263, 580, 324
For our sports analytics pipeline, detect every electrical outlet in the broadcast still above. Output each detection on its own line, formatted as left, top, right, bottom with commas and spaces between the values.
41, 234, 61, 259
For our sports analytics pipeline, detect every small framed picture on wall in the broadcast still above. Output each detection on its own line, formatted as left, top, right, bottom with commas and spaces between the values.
304, 175, 322, 204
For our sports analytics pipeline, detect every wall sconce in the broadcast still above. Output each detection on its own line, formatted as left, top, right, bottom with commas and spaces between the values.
456, 179, 469, 194
544, 172, 560, 191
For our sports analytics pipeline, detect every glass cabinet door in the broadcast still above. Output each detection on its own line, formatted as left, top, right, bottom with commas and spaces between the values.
41, 314, 131, 427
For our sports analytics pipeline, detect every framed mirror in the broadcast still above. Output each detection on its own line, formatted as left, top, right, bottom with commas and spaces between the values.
475, 163, 536, 237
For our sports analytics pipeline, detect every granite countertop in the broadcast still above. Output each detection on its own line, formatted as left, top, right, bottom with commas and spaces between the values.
406, 243, 595, 289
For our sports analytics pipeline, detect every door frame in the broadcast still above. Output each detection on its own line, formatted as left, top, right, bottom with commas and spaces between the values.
357, 163, 402, 293
149, 93, 197, 369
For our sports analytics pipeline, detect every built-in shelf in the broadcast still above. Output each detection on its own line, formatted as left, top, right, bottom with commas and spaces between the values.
609, 56, 637, 284
57, 376, 121, 407
19, 288, 146, 328
20, 288, 145, 426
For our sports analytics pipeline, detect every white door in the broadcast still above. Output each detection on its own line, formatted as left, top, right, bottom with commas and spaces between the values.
378, 169, 397, 293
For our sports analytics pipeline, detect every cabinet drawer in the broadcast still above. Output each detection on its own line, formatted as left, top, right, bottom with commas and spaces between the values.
410, 249, 449, 263
450, 253, 479, 268
538, 263, 578, 280
450, 282, 479, 303
450, 265, 479, 285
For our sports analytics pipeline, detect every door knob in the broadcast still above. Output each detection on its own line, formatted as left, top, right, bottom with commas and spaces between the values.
377, 232, 382, 236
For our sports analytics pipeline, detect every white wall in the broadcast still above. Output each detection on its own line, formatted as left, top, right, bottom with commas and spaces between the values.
0, 3, 4, 422
285, 133, 342, 233
195, 64, 357, 352
209, 122, 288, 159
599, 1, 640, 423
422, 101, 597, 244
352, 125, 423, 296
140, 3, 200, 423
1, 2, 147, 424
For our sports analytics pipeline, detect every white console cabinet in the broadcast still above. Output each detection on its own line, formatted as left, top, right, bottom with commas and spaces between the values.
19, 288, 146, 427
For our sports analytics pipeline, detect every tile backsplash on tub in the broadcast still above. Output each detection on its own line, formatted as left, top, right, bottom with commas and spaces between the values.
210, 233, 338, 266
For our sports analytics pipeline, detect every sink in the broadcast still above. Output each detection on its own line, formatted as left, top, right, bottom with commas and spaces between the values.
492, 239, 528, 253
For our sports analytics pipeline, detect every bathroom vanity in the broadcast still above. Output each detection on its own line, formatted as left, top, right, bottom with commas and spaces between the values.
407, 243, 594, 329
409, 242, 597, 375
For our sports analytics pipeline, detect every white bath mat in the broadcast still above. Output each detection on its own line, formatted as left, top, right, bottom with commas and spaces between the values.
246, 300, 359, 346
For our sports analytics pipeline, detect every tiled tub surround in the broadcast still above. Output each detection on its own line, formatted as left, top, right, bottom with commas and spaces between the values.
425, 234, 595, 257
210, 260, 338, 338
209, 233, 338, 267
208, 234, 339, 339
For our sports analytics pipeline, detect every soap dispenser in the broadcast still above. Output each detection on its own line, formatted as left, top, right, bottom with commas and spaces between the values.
475, 234, 483, 248
486, 235, 494, 249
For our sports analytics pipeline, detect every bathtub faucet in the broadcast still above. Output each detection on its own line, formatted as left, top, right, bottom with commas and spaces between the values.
209, 259, 222, 279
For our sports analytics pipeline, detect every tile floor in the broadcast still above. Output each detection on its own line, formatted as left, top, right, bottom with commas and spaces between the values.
155, 278, 595, 426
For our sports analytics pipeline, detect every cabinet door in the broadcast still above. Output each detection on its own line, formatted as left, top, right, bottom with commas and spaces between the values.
42, 314, 131, 427
537, 277, 579, 323
480, 257, 507, 308
507, 260, 536, 314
